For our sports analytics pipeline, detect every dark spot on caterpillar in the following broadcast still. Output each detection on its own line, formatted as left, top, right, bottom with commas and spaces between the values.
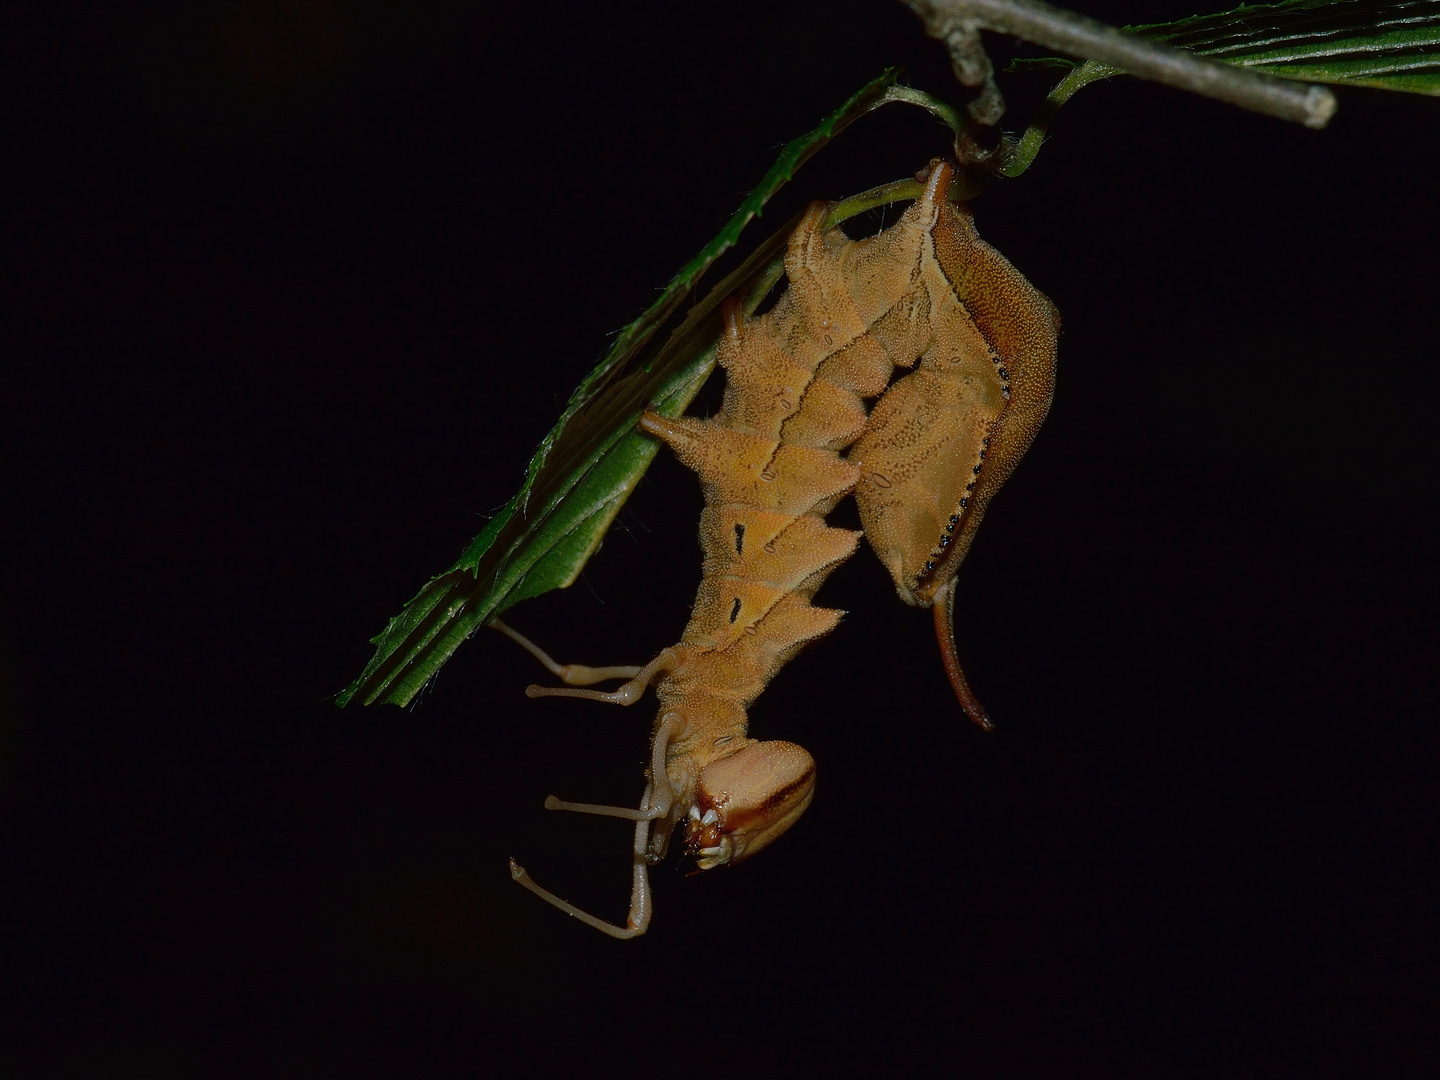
973, 464, 982, 474
979, 450, 986, 459
966, 481, 974, 490
998, 367, 1008, 379
729, 597, 742, 624
871, 473, 892, 489
734, 522, 745, 555
946, 519, 956, 532
961, 497, 968, 508
939, 535, 950, 547
925, 560, 935, 573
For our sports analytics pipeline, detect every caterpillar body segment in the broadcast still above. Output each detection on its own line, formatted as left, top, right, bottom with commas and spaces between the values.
850, 170, 1059, 727
853, 199, 1059, 604
507, 161, 1054, 935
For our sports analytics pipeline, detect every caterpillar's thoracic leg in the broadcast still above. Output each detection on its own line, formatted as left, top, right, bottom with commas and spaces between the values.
508, 715, 682, 938
543, 795, 665, 821
932, 577, 994, 732
490, 618, 645, 685
522, 647, 679, 705
509, 787, 653, 938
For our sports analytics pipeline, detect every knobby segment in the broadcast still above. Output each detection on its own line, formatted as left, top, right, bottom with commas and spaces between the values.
851, 193, 1059, 607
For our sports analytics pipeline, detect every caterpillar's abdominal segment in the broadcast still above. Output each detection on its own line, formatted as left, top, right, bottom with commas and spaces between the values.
850, 163, 1059, 724
507, 160, 1057, 935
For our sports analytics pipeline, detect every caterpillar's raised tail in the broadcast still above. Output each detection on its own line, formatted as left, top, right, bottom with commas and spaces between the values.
850, 168, 1060, 727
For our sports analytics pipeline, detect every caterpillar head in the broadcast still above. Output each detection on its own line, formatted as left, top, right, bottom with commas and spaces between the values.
684, 740, 816, 870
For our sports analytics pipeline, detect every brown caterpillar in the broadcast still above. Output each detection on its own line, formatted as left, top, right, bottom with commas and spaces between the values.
497, 161, 1058, 937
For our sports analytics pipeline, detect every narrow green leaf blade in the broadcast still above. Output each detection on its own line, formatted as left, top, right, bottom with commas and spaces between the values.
1012, 1, 1440, 95
1005, 1, 1440, 176
1139, 0, 1440, 96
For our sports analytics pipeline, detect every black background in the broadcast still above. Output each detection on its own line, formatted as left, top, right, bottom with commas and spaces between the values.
2, 1, 1437, 1076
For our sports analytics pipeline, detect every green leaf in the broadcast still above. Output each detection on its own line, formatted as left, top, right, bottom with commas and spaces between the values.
338, 74, 975, 709
1137, 0, 1440, 96
1006, 1, 1440, 176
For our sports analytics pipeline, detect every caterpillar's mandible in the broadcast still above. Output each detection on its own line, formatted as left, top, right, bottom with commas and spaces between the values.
498, 161, 1058, 937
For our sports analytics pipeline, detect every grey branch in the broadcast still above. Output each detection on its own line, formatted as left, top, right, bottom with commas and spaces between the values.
904, 0, 1337, 130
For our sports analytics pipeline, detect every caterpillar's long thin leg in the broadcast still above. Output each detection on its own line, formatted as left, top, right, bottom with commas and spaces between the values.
524, 647, 680, 705
933, 577, 994, 732
543, 795, 665, 821
509, 715, 682, 938
490, 618, 644, 685
501, 794, 648, 938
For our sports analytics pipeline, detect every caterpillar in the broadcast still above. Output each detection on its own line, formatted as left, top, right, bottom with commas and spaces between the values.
497, 160, 1058, 937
